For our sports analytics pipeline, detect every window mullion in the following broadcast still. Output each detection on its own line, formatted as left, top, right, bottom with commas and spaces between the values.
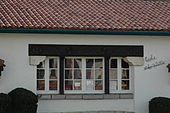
57, 58, 60, 92
118, 58, 121, 91
72, 59, 74, 91
129, 66, 133, 92
93, 59, 95, 91
82, 58, 86, 92
59, 56, 64, 94
104, 57, 109, 94
45, 58, 49, 92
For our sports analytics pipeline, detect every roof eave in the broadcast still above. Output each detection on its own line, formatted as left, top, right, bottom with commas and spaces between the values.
0, 28, 170, 36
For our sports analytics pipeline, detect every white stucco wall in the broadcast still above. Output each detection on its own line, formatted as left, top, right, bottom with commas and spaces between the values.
0, 33, 170, 113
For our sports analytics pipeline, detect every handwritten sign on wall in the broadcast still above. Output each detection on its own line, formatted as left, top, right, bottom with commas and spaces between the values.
144, 54, 165, 70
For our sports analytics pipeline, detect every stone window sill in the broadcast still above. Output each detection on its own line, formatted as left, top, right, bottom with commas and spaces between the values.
38, 93, 133, 100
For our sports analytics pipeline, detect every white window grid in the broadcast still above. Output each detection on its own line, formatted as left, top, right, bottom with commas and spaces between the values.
36, 57, 59, 94
36, 57, 133, 94
109, 58, 133, 93
64, 57, 105, 94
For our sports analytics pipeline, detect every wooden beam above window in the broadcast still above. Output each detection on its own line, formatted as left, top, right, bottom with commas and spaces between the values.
29, 44, 143, 57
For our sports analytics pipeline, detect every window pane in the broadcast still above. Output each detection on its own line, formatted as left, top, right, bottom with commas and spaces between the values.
86, 69, 94, 79
37, 69, 45, 79
65, 80, 73, 90
110, 59, 117, 68
110, 80, 118, 90
86, 59, 94, 68
74, 59, 82, 68
74, 69, 82, 79
74, 80, 82, 90
109, 69, 117, 79
95, 69, 103, 79
49, 58, 58, 68
49, 69, 58, 79
121, 59, 129, 68
95, 80, 103, 90
122, 69, 129, 79
37, 80, 45, 90
122, 80, 129, 90
37, 62, 44, 68
65, 58, 73, 68
95, 59, 103, 68
49, 80, 57, 90
65, 70, 72, 79
86, 80, 94, 91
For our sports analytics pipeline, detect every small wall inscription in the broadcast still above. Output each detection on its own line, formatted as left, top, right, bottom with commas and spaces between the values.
144, 54, 165, 70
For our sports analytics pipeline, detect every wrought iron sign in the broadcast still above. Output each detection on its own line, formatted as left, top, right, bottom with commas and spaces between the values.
0, 59, 5, 77
167, 63, 170, 72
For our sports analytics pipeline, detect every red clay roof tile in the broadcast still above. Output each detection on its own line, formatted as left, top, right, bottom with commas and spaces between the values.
0, 0, 170, 31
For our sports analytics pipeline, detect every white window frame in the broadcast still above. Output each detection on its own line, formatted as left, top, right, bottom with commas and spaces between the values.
36, 57, 59, 94
109, 57, 133, 93
64, 57, 105, 94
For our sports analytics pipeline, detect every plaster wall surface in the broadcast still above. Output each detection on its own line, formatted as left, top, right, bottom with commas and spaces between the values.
0, 33, 170, 113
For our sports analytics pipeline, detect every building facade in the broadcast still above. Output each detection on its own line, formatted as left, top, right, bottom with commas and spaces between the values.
0, 33, 170, 113
1, 0, 170, 113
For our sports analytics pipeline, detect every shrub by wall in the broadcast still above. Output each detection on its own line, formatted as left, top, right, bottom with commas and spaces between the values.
8, 88, 38, 113
149, 97, 170, 113
0, 93, 11, 113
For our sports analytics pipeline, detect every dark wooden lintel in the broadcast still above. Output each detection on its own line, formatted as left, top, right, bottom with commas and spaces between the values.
29, 44, 143, 57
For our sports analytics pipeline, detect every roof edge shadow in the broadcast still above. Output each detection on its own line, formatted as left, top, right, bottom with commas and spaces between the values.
1, 28, 170, 36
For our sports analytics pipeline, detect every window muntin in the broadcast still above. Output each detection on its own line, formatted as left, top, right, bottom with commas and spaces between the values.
37, 61, 45, 90
64, 58, 82, 91
86, 58, 103, 91
36, 57, 59, 94
121, 59, 130, 90
109, 58, 132, 93
109, 59, 118, 91
64, 57, 104, 93
36, 57, 132, 94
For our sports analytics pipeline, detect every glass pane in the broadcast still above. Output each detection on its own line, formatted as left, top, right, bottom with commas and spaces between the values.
110, 59, 117, 68
37, 69, 45, 79
74, 69, 82, 79
49, 80, 57, 90
74, 80, 82, 90
37, 80, 45, 90
95, 69, 103, 79
95, 59, 103, 68
86, 69, 94, 79
109, 69, 117, 79
121, 59, 129, 68
37, 62, 44, 68
122, 69, 129, 79
65, 80, 73, 90
74, 59, 82, 68
65, 70, 72, 79
95, 80, 103, 90
122, 80, 129, 90
65, 58, 73, 68
49, 69, 57, 79
86, 80, 94, 91
49, 58, 58, 68
86, 59, 94, 68
110, 80, 118, 90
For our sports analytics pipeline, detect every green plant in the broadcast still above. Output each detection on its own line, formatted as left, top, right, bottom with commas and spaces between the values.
8, 88, 38, 113
149, 97, 170, 113
0, 93, 11, 113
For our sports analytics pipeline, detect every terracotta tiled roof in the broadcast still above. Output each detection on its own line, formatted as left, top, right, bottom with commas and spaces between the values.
1, 0, 170, 31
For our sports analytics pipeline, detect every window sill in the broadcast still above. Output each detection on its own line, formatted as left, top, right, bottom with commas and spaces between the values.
37, 93, 133, 100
